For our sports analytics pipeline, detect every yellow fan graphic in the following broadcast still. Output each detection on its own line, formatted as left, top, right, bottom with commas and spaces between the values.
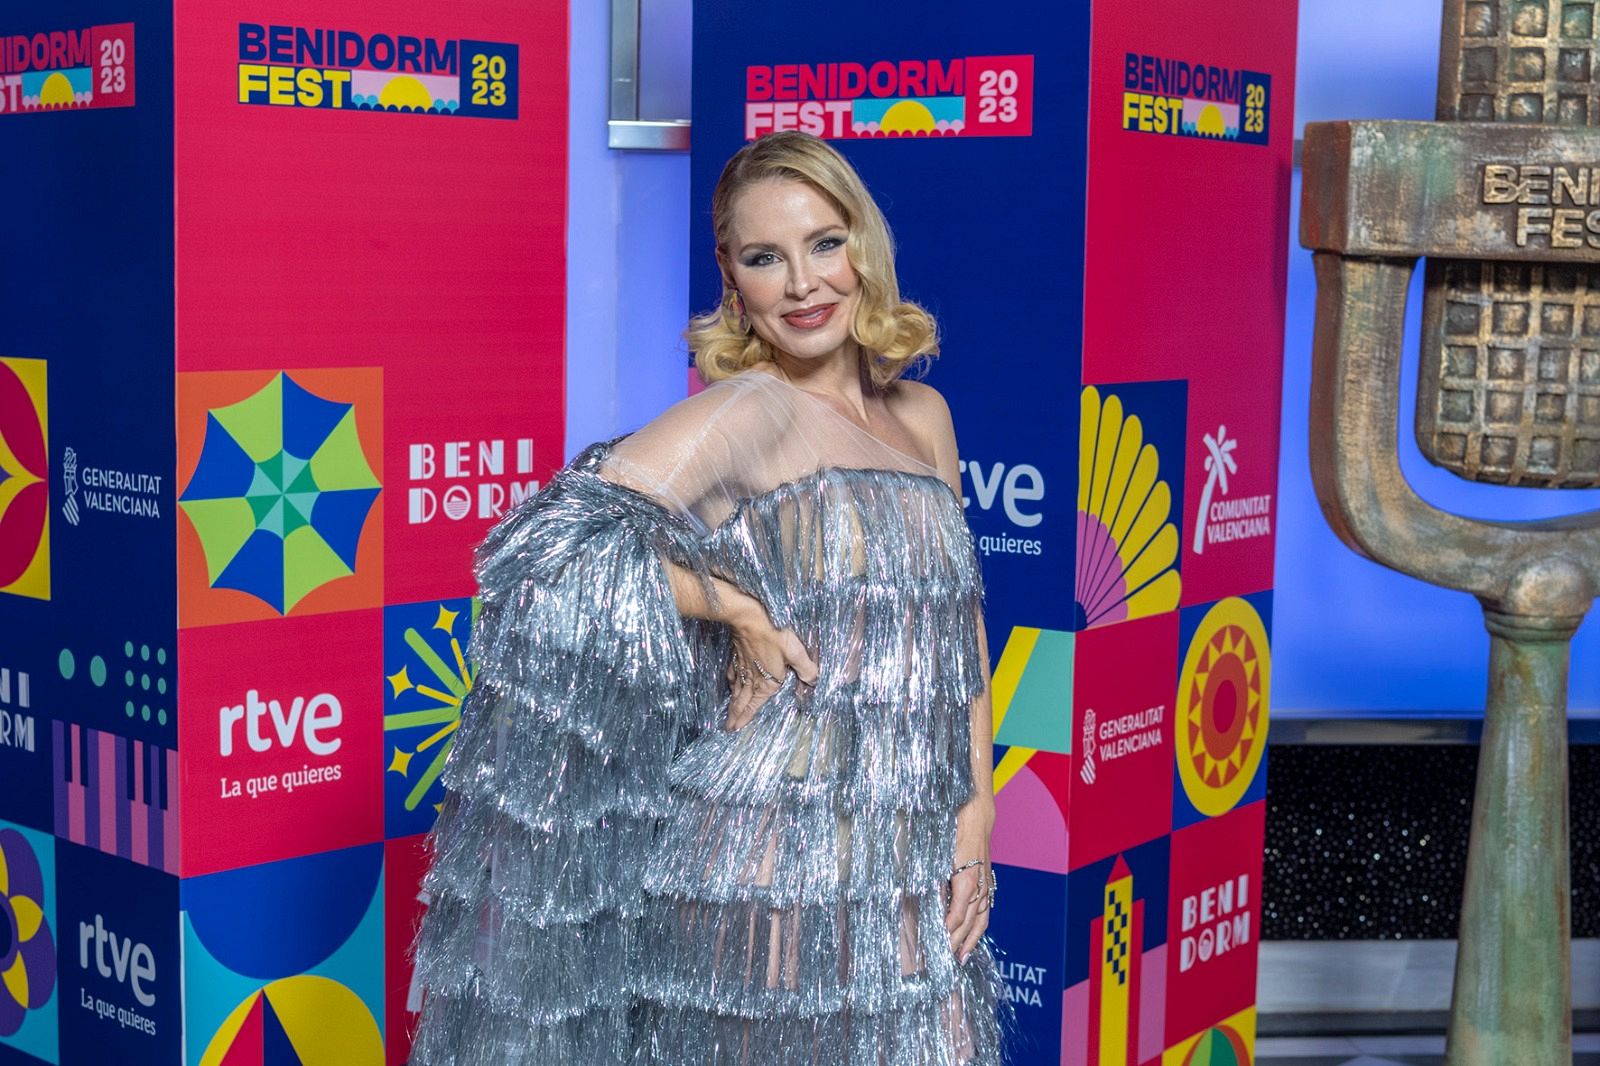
1176, 597, 1270, 817
1075, 386, 1180, 628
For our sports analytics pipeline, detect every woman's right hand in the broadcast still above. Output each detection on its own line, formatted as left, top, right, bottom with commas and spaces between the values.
720, 589, 819, 731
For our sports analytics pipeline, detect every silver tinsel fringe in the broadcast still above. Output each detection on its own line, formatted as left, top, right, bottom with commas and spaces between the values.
410, 444, 1011, 1065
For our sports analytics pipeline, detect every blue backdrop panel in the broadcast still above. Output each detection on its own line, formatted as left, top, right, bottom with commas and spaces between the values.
691, 0, 1089, 645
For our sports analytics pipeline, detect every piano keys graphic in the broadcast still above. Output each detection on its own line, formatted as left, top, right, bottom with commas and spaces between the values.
53, 721, 178, 874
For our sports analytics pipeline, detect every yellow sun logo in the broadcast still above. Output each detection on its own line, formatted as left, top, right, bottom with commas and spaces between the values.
1196, 104, 1227, 137
39, 72, 75, 107
879, 99, 937, 134
378, 75, 434, 111
1176, 596, 1270, 817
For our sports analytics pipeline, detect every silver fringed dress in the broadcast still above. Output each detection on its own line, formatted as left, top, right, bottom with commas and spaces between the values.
410, 371, 1007, 1065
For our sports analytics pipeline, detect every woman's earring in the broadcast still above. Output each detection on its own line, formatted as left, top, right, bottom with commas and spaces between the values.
732, 291, 750, 333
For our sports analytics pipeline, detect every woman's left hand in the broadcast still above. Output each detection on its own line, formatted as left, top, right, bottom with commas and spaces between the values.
945, 792, 996, 965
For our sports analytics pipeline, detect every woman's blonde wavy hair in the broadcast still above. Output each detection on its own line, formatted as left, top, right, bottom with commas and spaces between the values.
687, 131, 938, 388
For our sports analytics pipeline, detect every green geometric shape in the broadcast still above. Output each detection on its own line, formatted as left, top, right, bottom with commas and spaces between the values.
90, 656, 105, 685
1188, 1029, 1242, 1066
308, 408, 379, 490
284, 454, 316, 494
282, 492, 316, 533
179, 497, 258, 582
993, 628, 1075, 754
282, 525, 353, 612
211, 372, 283, 462
58, 649, 75, 679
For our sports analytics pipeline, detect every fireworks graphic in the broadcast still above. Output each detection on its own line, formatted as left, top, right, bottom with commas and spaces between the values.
383, 599, 479, 836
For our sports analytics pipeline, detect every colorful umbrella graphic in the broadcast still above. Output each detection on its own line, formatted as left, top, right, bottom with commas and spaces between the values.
180, 372, 380, 614
0, 829, 55, 1037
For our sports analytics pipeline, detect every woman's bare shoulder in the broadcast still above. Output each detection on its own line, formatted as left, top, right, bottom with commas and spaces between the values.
884, 376, 958, 473
885, 377, 954, 434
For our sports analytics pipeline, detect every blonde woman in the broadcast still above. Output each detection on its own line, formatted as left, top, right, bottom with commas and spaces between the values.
411, 131, 1006, 1065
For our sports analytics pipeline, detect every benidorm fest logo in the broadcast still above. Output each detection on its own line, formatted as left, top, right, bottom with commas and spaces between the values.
1121, 52, 1269, 145
744, 54, 1034, 140
0, 23, 135, 114
236, 23, 518, 119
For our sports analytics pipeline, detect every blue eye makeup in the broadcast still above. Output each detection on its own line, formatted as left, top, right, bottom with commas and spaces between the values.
739, 233, 845, 268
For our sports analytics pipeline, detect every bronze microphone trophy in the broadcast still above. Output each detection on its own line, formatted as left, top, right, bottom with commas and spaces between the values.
1300, 1, 1600, 1060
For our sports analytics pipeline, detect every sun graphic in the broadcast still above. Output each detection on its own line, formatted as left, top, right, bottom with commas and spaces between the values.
379, 75, 434, 111
1176, 597, 1270, 817
1075, 386, 1181, 629
1196, 104, 1227, 137
38, 72, 75, 107
879, 99, 937, 134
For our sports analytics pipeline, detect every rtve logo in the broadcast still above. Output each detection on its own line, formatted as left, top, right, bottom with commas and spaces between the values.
219, 689, 341, 756
79, 914, 156, 1007
407, 437, 538, 523
958, 459, 1044, 527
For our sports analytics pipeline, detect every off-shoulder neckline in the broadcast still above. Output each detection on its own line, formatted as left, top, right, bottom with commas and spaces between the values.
724, 369, 942, 474
705, 463, 960, 540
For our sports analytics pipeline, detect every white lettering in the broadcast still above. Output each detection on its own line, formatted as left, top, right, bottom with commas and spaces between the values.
409, 443, 435, 480
218, 690, 342, 757
1177, 875, 1253, 972
1001, 464, 1044, 527
406, 438, 540, 524
78, 915, 157, 1007
0, 667, 29, 709
0, 711, 35, 752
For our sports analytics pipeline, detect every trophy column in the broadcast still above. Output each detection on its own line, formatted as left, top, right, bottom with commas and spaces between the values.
1302, 1, 1600, 1059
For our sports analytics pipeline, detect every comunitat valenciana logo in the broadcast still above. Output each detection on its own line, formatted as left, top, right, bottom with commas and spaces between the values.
0, 23, 135, 114
744, 55, 1034, 141
1121, 52, 1269, 145
1192, 425, 1272, 556
236, 23, 518, 119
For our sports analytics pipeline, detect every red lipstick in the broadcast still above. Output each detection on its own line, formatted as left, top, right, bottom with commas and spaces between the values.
781, 303, 838, 330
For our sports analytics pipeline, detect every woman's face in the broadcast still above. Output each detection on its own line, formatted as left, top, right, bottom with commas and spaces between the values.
723, 179, 860, 366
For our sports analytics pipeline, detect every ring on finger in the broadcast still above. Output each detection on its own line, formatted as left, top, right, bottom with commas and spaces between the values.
751, 658, 779, 684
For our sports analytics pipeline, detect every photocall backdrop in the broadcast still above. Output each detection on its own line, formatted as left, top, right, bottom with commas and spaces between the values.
0, 0, 565, 1062
0, 0, 1292, 1063
691, 0, 1295, 1062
